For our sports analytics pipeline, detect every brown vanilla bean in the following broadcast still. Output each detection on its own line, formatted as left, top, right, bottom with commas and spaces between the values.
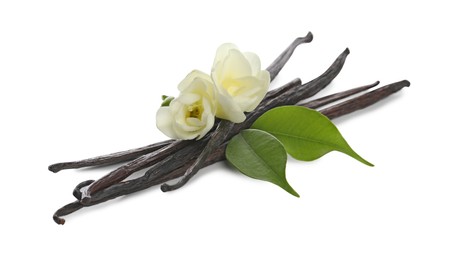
53, 79, 410, 223
53, 201, 84, 225
48, 140, 173, 173
288, 48, 350, 103
298, 81, 380, 109
85, 140, 191, 196
48, 33, 313, 174
266, 32, 313, 81
319, 80, 410, 119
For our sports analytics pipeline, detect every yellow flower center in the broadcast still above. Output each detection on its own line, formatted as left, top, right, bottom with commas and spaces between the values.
187, 103, 203, 119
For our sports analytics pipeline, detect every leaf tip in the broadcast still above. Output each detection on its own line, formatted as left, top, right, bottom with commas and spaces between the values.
360, 158, 374, 167
348, 150, 374, 167
286, 186, 300, 198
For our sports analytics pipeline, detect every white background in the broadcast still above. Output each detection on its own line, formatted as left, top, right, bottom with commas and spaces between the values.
1, 0, 451, 259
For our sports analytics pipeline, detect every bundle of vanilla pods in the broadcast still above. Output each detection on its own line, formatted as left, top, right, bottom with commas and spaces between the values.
49, 32, 410, 224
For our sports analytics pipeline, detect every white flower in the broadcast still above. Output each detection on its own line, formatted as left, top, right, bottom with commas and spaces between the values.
156, 70, 216, 140
211, 43, 270, 123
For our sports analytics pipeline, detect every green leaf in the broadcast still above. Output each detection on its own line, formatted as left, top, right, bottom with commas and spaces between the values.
251, 106, 373, 166
226, 129, 299, 197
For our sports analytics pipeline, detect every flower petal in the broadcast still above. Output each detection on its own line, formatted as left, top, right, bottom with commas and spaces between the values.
213, 43, 238, 66
173, 126, 198, 140
178, 70, 212, 92
220, 49, 252, 80
258, 69, 271, 86
197, 114, 214, 140
186, 117, 204, 127
243, 52, 261, 75
156, 107, 177, 139
215, 93, 246, 123
177, 93, 200, 105
177, 120, 201, 132
227, 76, 262, 97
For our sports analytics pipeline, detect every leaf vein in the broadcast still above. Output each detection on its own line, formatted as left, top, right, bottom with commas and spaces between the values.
266, 130, 349, 153
239, 134, 286, 185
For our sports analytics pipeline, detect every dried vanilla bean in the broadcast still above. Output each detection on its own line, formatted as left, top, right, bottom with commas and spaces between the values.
53, 201, 83, 225
298, 81, 380, 109
48, 140, 173, 173
319, 80, 410, 118
266, 32, 313, 80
